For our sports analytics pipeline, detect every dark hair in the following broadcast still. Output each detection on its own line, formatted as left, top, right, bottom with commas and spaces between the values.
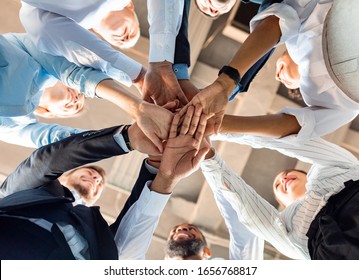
165, 238, 207, 259
287, 88, 303, 101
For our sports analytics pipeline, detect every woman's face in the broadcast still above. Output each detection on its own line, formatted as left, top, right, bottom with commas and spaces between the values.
273, 169, 307, 208
275, 51, 301, 89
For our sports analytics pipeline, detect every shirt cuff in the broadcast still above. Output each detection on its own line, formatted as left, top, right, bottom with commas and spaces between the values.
250, 3, 301, 45
82, 72, 111, 98
173, 63, 189, 80
138, 181, 171, 216
279, 107, 317, 142
200, 149, 222, 172
113, 127, 131, 152
149, 33, 177, 63
144, 159, 159, 174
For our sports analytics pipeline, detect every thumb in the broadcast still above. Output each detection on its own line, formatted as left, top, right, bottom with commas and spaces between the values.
146, 132, 164, 153
163, 100, 179, 111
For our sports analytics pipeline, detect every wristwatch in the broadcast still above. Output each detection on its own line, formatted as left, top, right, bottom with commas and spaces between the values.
121, 125, 133, 151
218, 65, 242, 101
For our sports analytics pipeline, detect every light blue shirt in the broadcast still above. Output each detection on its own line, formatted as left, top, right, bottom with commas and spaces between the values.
0, 33, 110, 148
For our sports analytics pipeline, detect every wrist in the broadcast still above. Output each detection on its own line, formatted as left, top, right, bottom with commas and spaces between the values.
122, 124, 134, 151
218, 65, 241, 98
133, 66, 146, 84
215, 76, 236, 98
149, 61, 173, 72
151, 173, 178, 194
147, 157, 161, 169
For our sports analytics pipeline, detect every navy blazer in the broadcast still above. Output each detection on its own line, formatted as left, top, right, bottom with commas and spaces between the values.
0, 126, 128, 260
173, 0, 283, 93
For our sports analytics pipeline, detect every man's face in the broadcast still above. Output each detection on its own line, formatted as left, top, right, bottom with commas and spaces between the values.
195, 0, 236, 17
168, 223, 204, 241
96, 2, 140, 49
66, 167, 104, 205
165, 223, 208, 260
273, 169, 307, 208
42, 81, 85, 116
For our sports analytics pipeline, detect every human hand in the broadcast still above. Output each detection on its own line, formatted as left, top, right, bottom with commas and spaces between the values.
178, 79, 231, 134
158, 104, 209, 184
135, 101, 174, 153
142, 61, 189, 106
127, 122, 162, 156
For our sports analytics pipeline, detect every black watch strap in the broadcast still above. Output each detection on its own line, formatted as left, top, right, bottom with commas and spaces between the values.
122, 125, 133, 151
218, 65, 241, 85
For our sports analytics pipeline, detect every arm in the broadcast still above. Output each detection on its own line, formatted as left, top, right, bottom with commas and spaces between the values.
115, 105, 209, 259
95, 80, 173, 153
218, 113, 301, 138
19, 3, 142, 86
178, 15, 281, 133
204, 148, 264, 260
0, 115, 84, 148
201, 151, 305, 259
142, 0, 188, 106
218, 107, 357, 146
179, 1, 309, 132
0, 126, 127, 197
12, 33, 111, 98
212, 130, 358, 167
114, 160, 169, 260
174, 0, 200, 102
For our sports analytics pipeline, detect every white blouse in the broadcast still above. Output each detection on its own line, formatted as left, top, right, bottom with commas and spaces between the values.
203, 133, 359, 259
250, 0, 359, 142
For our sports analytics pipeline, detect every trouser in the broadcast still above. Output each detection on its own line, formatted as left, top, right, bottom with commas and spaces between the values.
306, 179, 359, 260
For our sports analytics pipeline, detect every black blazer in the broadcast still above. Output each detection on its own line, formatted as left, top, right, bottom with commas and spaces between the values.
0, 126, 128, 260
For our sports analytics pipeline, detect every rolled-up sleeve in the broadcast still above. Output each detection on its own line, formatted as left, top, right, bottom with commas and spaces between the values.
250, 3, 301, 45
14, 34, 110, 98
280, 106, 359, 142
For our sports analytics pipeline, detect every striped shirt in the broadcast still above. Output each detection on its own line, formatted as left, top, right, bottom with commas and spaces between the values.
201, 133, 359, 259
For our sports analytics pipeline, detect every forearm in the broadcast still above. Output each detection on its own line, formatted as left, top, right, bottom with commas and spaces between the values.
220, 113, 301, 138
115, 182, 170, 259
150, 173, 177, 195
95, 79, 143, 120
20, 5, 140, 83
0, 118, 84, 148
1, 126, 125, 196
148, 0, 184, 63
228, 16, 281, 78
201, 153, 302, 259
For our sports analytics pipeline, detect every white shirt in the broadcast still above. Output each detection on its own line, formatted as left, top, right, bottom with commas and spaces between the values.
20, 1, 184, 86
202, 133, 359, 259
115, 180, 170, 260
250, 0, 359, 142
207, 161, 264, 260
115, 158, 262, 260
147, 0, 184, 63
